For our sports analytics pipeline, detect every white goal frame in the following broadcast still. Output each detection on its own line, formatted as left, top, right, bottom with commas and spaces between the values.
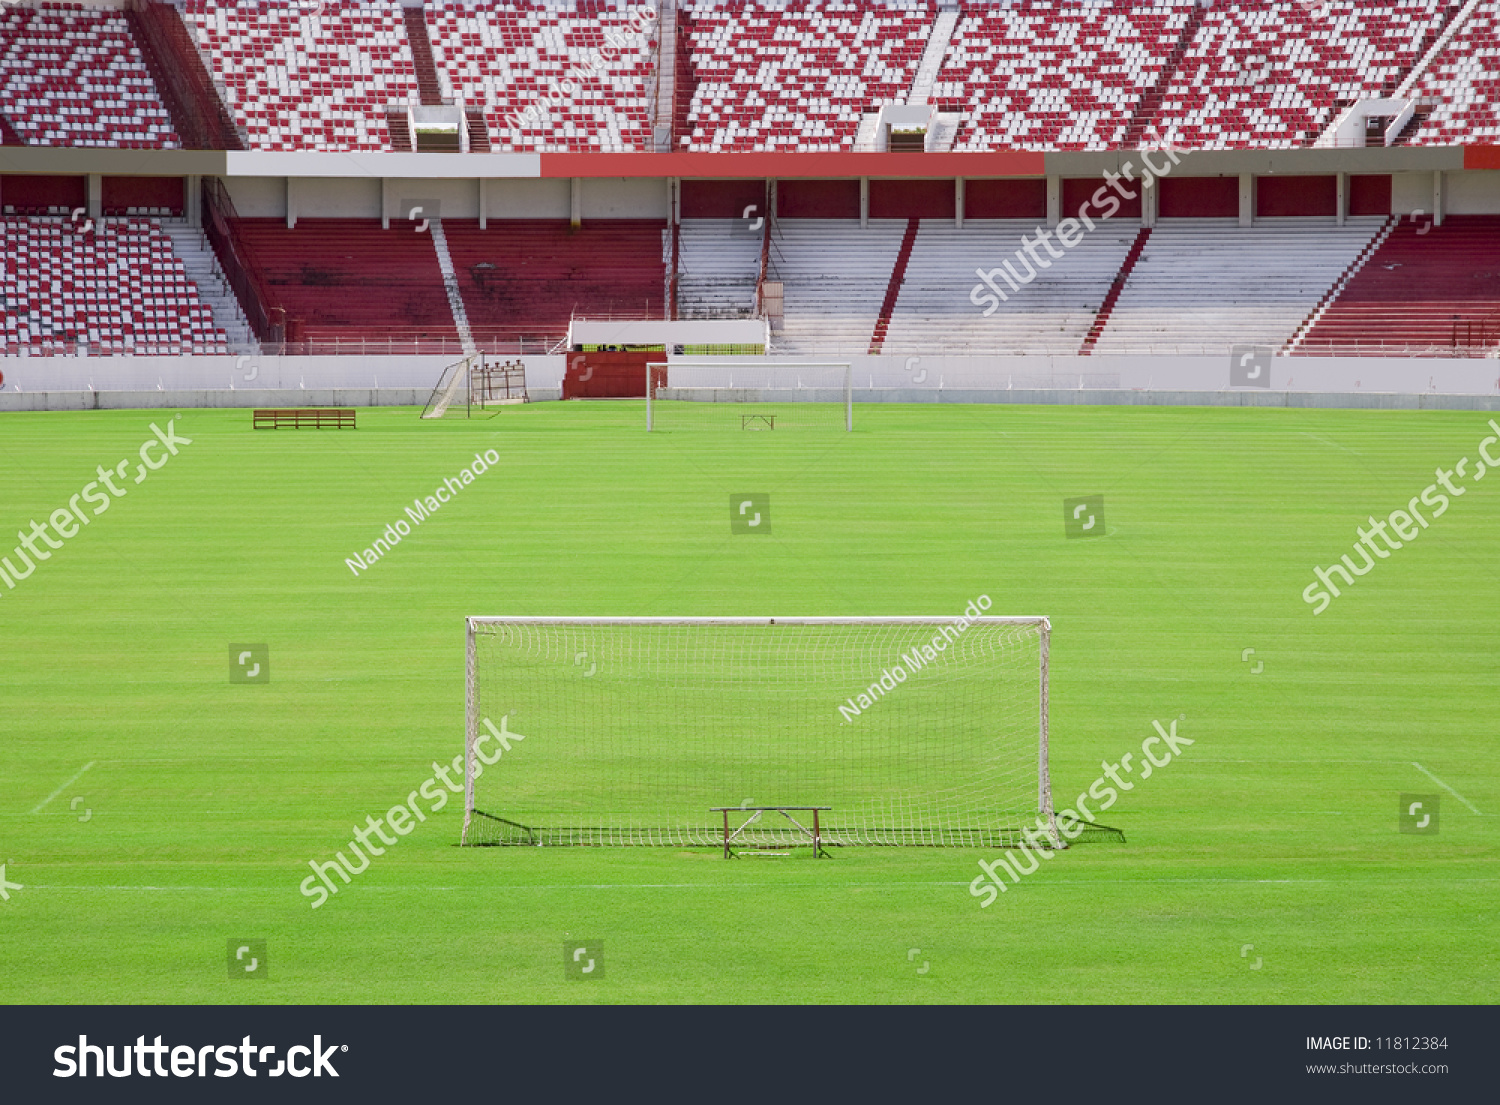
645, 361, 853, 431
461, 615, 1055, 848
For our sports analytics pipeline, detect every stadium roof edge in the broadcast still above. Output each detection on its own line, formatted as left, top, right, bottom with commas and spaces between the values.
0, 146, 1485, 179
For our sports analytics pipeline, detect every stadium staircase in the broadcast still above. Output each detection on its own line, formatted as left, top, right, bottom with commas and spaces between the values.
867, 217, 920, 353
427, 220, 477, 355
1295, 215, 1500, 355
1080, 226, 1151, 354
126, 1, 246, 150
159, 219, 258, 353
766, 219, 908, 353
402, 7, 446, 107
1119, 1, 1205, 148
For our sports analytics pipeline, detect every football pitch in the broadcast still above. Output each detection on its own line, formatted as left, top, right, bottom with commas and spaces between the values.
0, 400, 1495, 1005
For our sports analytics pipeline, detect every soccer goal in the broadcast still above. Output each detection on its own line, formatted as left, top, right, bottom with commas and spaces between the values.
461, 616, 1065, 851
421, 354, 528, 419
645, 361, 852, 431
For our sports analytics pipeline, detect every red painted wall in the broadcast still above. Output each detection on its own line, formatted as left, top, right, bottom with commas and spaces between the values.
869, 179, 954, 219
1158, 176, 1239, 218
1257, 174, 1337, 217
1062, 176, 1143, 219
777, 178, 860, 218
1349, 174, 1392, 216
563, 351, 666, 399
1, 174, 86, 212
102, 176, 184, 215
964, 178, 1046, 219
681, 179, 766, 219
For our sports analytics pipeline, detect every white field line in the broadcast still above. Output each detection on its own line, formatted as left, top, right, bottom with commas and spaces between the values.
1411, 762, 1483, 815
29, 762, 95, 814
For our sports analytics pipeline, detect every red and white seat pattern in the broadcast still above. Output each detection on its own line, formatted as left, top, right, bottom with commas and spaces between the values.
1409, 1, 1500, 144
1154, 1, 1448, 150
0, 3, 179, 148
184, 0, 418, 152
936, 0, 1194, 152
426, 0, 656, 152
679, 0, 933, 152
1, 217, 228, 356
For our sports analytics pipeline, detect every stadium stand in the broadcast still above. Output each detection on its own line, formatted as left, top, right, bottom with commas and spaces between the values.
1090, 217, 1389, 354
1, 216, 228, 355
227, 218, 458, 349
676, 219, 762, 318
0, 3, 180, 148
1408, 0, 1500, 144
183, 0, 419, 152
1150, 1, 1451, 150
426, 0, 657, 152
882, 218, 1141, 353
934, 0, 1197, 152
676, 0, 934, 152
764, 219, 909, 351
1296, 215, 1500, 355
444, 219, 667, 347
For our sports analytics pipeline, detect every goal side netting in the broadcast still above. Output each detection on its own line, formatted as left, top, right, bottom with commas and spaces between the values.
646, 362, 852, 431
462, 616, 1062, 849
421, 354, 474, 419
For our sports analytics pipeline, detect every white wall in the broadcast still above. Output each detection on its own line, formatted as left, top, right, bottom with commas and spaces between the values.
296, 177, 382, 219
1445, 169, 1500, 215
485, 178, 571, 219
224, 176, 287, 218
580, 176, 670, 219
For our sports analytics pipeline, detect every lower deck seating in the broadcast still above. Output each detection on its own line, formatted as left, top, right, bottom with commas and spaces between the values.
765, 219, 909, 353
885, 218, 1139, 353
1, 216, 226, 355
1092, 217, 1387, 354
1301, 215, 1500, 355
229, 218, 457, 346
676, 219, 762, 319
442, 220, 667, 346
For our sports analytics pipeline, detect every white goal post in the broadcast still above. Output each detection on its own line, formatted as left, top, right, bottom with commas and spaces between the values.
645, 361, 852, 431
461, 615, 1061, 851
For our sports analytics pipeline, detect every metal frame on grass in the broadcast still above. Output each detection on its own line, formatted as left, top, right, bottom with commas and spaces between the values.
645, 361, 853, 431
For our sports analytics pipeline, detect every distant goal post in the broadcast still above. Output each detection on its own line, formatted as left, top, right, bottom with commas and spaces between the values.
645, 361, 852, 431
461, 615, 1073, 851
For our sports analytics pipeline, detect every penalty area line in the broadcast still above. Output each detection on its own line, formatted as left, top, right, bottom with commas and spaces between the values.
1411, 762, 1483, 815
29, 761, 95, 815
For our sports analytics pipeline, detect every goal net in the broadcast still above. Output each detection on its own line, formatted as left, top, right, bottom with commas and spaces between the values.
421, 353, 474, 419
646, 361, 851, 431
462, 616, 1063, 850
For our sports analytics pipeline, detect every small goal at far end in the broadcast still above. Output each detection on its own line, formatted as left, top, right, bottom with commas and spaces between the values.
645, 361, 852, 432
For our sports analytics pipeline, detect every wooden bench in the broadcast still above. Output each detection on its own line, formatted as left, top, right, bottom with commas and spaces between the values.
253, 408, 356, 430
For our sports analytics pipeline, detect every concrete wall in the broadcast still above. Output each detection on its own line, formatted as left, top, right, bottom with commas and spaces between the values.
2, 354, 1497, 411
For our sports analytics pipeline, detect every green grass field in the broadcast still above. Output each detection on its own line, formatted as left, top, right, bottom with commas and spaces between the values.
1, 401, 1495, 1004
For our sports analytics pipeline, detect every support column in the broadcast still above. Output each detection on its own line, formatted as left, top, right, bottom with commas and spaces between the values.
860, 177, 869, 227
287, 177, 298, 230
1046, 175, 1060, 228
1142, 175, 1157, 227
1239, 173, 1253, 228
380, 178, 388, 229
570, 177, 582, 228
1336, 171, 1347, 226
185, 175, 201, 228
86, 174, 101, 220
1433, 170, 1445, 228
478, 178, 487, 230
955, 177, 964, 229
